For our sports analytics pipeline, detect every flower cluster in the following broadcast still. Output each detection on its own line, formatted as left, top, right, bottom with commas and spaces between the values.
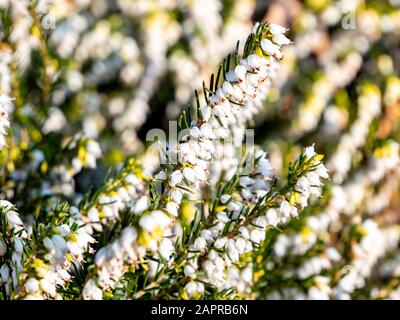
154, 22, 291, 214
0, 201, 27, 296
1, 0, 400, 301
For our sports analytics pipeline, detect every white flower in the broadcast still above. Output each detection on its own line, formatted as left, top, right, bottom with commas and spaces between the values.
279, 200, 292, 218
0, 200, 14, 211
83, 279, 103, 300
310, 186, 322, 197
43, 237, 54, 251
220, 194, 231, 204
199, 123, 215, 139
208, 250, 218, 261
214, 237, 227, 249
231, 85, 244, 102
226, 71, 239, 83
14, 238, 23, 254
203, 260, 215, 277
193, 237, 206, 251
269, 23, 288, 35
58, 269, 71, 282
210, 89, 225, 106
222, 81, 234, 96
261, 39, 282, 59
253, 216, 267, 228
252, 22, 260, 33
216, 212, 229, 223
304, 145, 316, 160
5, 211, 23, 227
76, 231, 95, 249
182, 167, 196, 183
316, 164, 329, 179
239, 226, 250, 239
234, 65, 247, 81
184, 264, 196, 277
236, 238, 246, 254
0, 264, 10, 283
170, 170, 183, 186
39, 278, 56, 297
290, 206, 299, 218
272, 33, 291, 46
26, 278, 40, 293
246, 73, 260, 88
134, 196, 149, 213
190, 126, 201, 138
52, 234, 67, 251
215, 256, 225, 271
69, 206, 80, 216
0, 239, 6, 256
139, 215, 157, 232
227, 201, 241, 212
155, 170, 167, 180
185, 281, 204, 297
259, 158, 274, 177
247, 54, 262, 70
184, 281, 197, 297
166, 201, 179, 217
266, 208, 278, 226
0, 94, 11, 149
306, 172, 321, 186
95, 247, 107, 267
159, 238, 174, 260
87, 207, 100, 223
226, 241, 239, 262
297, 176, 310, 194
201, 105, 212, 122
72, 158, 83, 173
196, 282, 205, 295
102, 206, 114, 218
151, 210, 171, 229
68, 241, 82, 257
56, 224, 71, 237
239, 176, 254, 187
86, 140, 102, 159
193, 165, 207, 182
250, 229, 264, 244
171, 189, 182, 204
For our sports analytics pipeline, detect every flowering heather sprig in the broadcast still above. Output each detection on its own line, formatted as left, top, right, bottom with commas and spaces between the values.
0, 201, 27, 297
0, 156, 154, 300
59, 22, 294, 300
67, 158, 154, 299
150, 22, 291, 244
78, 22, 293, 300
81, 209, 172, 299
184, 146, 328, 297
116, 146, 328, 300
0, 0, 399, 303
1, 203, 96, 300
77, 158, 150, 234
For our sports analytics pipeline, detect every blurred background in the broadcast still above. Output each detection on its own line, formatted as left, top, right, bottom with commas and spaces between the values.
1, 0, 400, 299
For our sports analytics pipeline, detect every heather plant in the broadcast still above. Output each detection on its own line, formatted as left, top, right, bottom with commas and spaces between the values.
0, 0, 399, 300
